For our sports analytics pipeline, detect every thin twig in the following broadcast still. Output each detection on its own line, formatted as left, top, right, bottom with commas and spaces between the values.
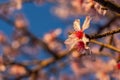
90, 40, 120, 53
89, 28, 120, 39
96, 16, 120, 34
32, 49, 74, 72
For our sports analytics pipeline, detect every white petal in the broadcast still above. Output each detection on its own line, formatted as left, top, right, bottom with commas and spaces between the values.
99, 5, 107, 15
64, 38, 72, 45
64, 34, 79, 50
69, 39, 79, 50
64, 34, 76, 45
82, 35, 89, 44
94, 2, 107, 15
68, 34, 76, 38
53, 28, 62, 36
102, 10, 107, 15
73, 19, 81, 31
82, 16, 91, 31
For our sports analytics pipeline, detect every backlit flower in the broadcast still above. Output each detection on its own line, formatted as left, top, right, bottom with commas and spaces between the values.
64, 16, 91, 53
43, 28, 62, 51
9, 65, 27, 76
0, 32, 6, 43
94, 2, 107, 15
12, 0, 22, 10
14, 14, 28, 29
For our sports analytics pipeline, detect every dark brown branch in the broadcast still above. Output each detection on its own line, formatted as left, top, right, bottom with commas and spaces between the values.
32, 49, 74, 73
94, 0, 120, 14
89, 28, 120, 39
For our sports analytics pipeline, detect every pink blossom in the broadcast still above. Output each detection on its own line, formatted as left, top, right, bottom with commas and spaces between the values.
64, 16, 91, 52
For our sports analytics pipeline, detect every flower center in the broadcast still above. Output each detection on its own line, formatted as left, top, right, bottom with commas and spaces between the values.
117, 63, 120, 69
79, 0, 83, 4
77, 41, 85, 51
75, 30, 83, 39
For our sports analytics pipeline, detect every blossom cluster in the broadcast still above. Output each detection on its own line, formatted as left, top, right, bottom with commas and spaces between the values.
52, 0, 108, 19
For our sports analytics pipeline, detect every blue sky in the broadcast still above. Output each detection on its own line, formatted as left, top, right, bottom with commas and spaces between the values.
0, 1, 67, 37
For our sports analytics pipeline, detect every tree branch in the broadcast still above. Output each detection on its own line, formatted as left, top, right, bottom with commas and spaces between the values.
90, 40, 120, 53
94, 0, 120, 14
89, 28, 120, 39
96, 16, 120, 34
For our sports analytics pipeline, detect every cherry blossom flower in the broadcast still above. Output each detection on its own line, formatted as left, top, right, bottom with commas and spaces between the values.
96, 72, 110, 80
14, 14, 28, 29
94, 2, 107, 15
0, 32, 6, 43
9, 65, 27, 76
43, 28, 62, 51
64, 16, 91, 54
81, 0, 107, 15
53, 0, 108, 19
0, 57, 6, 72
12, 0, 23, 10
43, 28, 62, 43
